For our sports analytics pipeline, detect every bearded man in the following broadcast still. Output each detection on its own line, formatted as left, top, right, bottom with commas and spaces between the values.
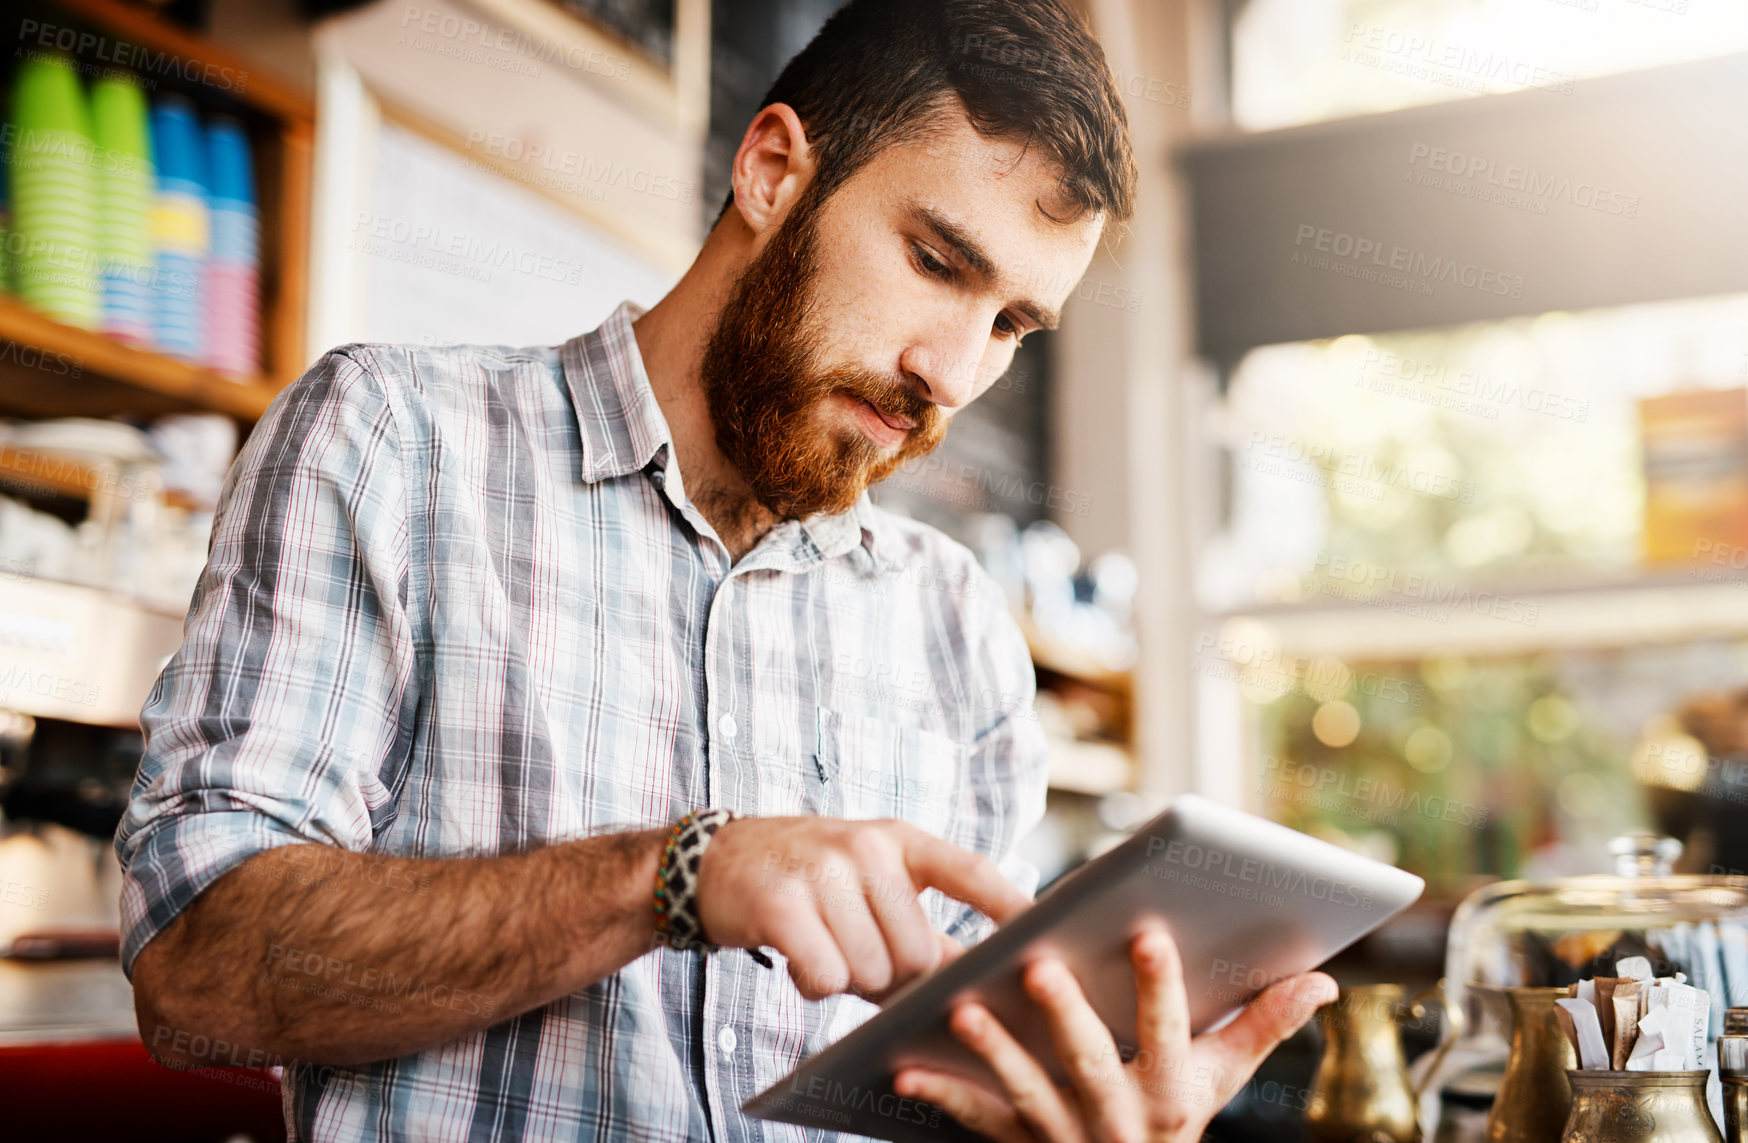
118, 1, 1334, 1139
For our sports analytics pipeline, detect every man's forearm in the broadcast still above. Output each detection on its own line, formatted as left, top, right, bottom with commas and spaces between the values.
133, 829, 665, 1068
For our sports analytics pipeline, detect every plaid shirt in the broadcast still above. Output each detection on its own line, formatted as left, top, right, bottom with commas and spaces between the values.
116, 302, 1049, 1142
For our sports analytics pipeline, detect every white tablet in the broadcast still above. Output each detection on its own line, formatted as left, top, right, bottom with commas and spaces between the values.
743, 794, 1424, 1141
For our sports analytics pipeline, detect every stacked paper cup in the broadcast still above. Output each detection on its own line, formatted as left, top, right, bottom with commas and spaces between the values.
149, 96, 208, 360
91, 73, 155, 344
203, 117, 259, 377
10, 54, 102, 328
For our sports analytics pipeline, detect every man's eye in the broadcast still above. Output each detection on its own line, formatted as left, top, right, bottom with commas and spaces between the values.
994, 313, 1019, 340
915, 246, 951, 278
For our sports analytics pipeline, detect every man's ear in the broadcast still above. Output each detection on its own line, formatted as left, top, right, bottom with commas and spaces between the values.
730, 103, 815, 236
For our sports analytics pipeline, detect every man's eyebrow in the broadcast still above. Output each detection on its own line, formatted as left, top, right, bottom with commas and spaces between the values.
908, 204, 1062, 332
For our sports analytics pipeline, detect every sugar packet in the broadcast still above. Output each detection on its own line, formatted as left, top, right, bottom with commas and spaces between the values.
1648, 979, 1709, 1069
1558, 997, 1611, 1070
1626, 1007, 1666, 1072
1617, 956, 1654, 981
1593, 977, 1622, 1050
1611, 981, 1643, 1069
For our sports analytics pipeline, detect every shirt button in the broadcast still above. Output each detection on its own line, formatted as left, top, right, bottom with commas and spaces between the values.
718, 1025, 737, 1055
718, 714, 738, 740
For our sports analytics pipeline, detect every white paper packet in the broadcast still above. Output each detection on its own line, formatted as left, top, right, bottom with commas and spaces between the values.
1648, 980, 1709, 1069
1558, 997, 1611, 1070
1617, 956, 1654, 981
1626, 1008, 1666, 1071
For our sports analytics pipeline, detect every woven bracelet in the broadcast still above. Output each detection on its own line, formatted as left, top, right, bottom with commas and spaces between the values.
653, 808, 739, 953
652, 809, 775, 967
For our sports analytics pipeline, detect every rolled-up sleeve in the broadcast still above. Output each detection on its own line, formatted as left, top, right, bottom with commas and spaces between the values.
115, 348, 418, 977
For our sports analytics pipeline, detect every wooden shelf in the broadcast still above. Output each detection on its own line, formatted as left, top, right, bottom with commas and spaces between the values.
0, 442, 201, 510
49, 0, 315, 122
1018, 613, 1134, 692
0, 444, 97, 501
0, 297, 283, 421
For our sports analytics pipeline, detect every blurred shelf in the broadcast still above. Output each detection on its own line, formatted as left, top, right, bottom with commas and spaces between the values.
0, 577, 185, 729
0, 297, 282, 421
49, 0, 315, 121
0, 443, 201, 511
1019, 613, 1133, 692
1046, 737, 1134, 796
1219, 569, 1748, 660
0, 445, 94, 502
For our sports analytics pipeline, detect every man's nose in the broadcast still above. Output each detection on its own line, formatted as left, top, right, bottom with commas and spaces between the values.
902, 327, 986, 409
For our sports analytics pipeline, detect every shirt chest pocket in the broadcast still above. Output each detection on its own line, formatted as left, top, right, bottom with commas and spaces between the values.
813, 706, 962, 840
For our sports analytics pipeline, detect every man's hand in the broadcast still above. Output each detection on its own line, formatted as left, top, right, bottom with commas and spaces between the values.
697, 817, 1030, 1001
890, 926, 1337, 1142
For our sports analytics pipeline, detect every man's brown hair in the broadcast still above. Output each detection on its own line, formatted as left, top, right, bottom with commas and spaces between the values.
725, 0, 1137, 225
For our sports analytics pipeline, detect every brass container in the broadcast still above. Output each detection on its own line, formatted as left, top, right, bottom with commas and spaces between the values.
1724, 1075, 1748, 1143
1719, 1025, 1748, 1143
1560, 1071, 1720, 1143
1484, 987, 1576, 1143
1308, 984, 1421, 1143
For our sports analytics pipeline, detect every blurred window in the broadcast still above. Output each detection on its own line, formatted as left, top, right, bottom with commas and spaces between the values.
1199, 292, 1748, 612
1232, 0, 1748, 131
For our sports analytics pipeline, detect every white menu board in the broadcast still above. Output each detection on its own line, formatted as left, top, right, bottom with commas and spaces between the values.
358, 121, 678, 349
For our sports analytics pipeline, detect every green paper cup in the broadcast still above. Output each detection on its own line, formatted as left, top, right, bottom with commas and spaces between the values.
10, 54, 100, 328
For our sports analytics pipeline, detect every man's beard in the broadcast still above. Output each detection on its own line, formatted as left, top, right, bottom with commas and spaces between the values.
699, 191, 948, 521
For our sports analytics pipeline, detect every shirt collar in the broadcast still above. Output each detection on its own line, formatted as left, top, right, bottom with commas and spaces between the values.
746, 497, 898, 581
561, 301, 906, 579
799, 500, 870, 566
844, 497, 912, 577
560, 301, 671, 484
